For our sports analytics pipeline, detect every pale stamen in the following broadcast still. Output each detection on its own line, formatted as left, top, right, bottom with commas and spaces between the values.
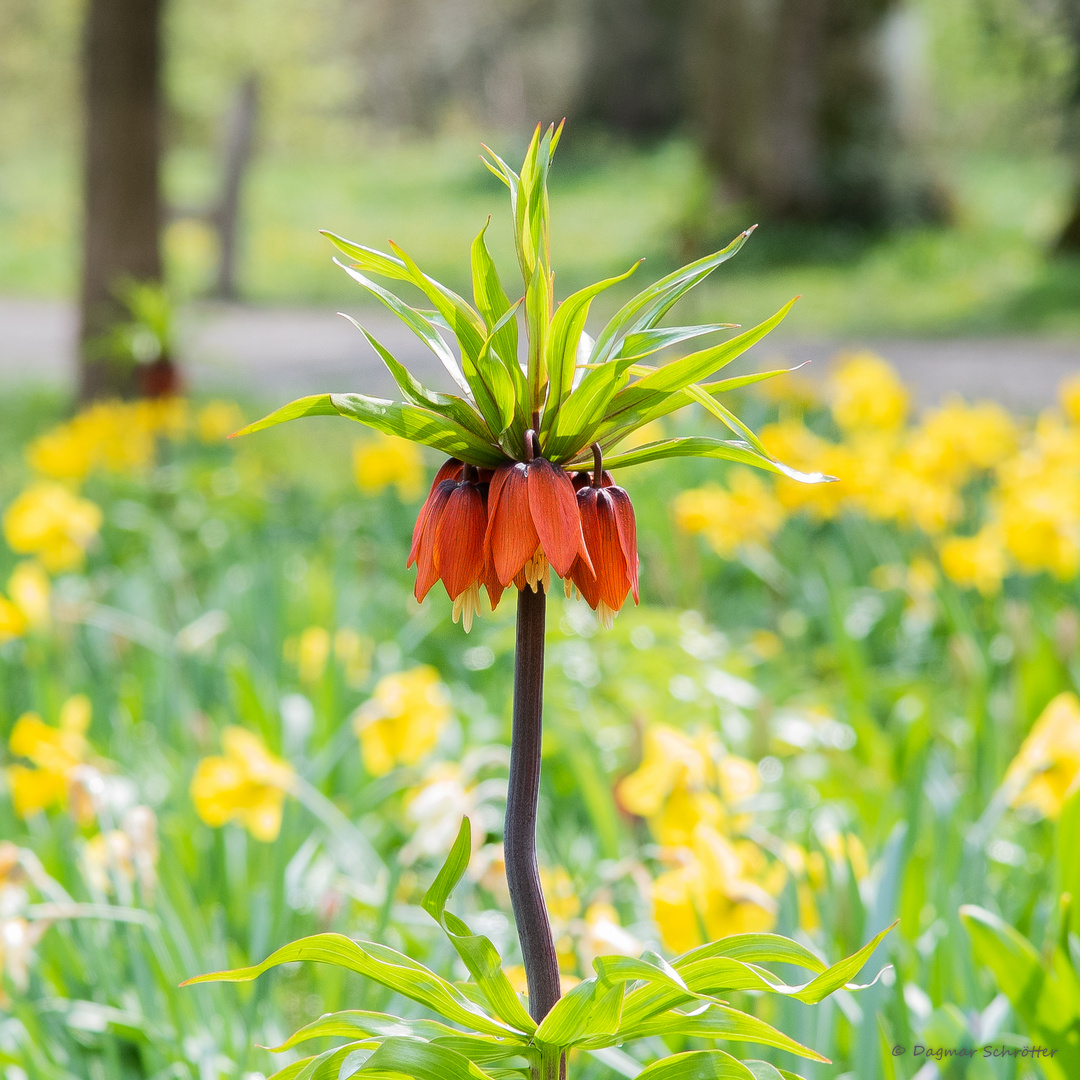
596, 600, 617, 630
522, 548, 550, 593
452, 582, 482, 633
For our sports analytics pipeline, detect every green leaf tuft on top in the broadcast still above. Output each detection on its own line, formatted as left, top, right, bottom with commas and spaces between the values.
232, 127, 823, 486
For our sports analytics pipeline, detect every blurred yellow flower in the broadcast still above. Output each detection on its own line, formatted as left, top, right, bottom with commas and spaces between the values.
25, 399, 188, 482
3, 483, 103, 572
334, 627, 372, 687
994, 414, 1080, 580
673, 469, 784, 557
197, 400, 246, 443
0, 597, 27, 643
1005, 692, 1080, 819
353, 433, 424, 499
940, 526, 1009, 596
828, 352, 909, 434
541, 866, 581, 924
297, 626, 331, 683
651, 824, 778, 954
1060, 372, 1080, 425
8, 561, 50, 631
906, 399, 1018, 483
7, 695, 93, 819
617, 725, 758, 848
190, 727, 295, 842
352, 666, 452, 777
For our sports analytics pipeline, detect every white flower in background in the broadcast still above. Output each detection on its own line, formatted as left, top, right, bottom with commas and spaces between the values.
400, 747, 509, 865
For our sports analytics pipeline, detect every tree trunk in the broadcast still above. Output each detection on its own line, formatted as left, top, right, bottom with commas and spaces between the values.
1055, 0, 1080, 253
574, 0, 687, 136
79, 0, 169, 400
688, 0, 942, 226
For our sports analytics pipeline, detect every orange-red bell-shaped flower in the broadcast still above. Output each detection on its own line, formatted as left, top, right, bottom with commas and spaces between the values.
567, 474, 639, 628
485, 456, 593, 593
408, 459, 503, 630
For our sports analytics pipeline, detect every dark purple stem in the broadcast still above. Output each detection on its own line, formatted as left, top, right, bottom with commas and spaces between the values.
505, 585, 561, 1025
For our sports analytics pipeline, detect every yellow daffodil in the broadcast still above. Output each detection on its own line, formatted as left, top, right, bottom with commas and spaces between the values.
3, 483, 103, 572
7, 695, 93, 818
618, 725, 759, 847
994, 414, 1080, 580
352, 433, 425, 500
906, 398, 1018, 483
1004, 692, 1080, 819
352, 666, 452, 777
190, 727, 295, 841
673, 469, 784, 557
940, 526, 1009, 596
828, 351, 909, 434
651, 824, 778, 953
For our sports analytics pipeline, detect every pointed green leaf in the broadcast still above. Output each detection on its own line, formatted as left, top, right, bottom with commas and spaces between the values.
231, 394, 338, 437
525, 259, 550, 415
594, 437, 833, 484
544, 358, 637, 462
542, 261, 643, 438
270, 1042, 374, 1080
329, 394, 506, 468
339, 315, 492, 441
387, 240, 488, 364
322, 231, 410, 281
605, 1004, 825, 1062
698, 363, 811, 396
683, 383, 772, 458
534, 977, 624, 1048
472, 219, 520, 362
181, 933, 513, 1036
590, 229, 755, 365
354, 1037, 498, 1080
606, 299, 797, 420
787, 921, 895, 1003
421, 819, 536, 1035
674, 933, 826, 974
265, 1010, 506, 1053
634, 1050, 756, 1080
334, 260, 471, 396
615, 324, 737, 362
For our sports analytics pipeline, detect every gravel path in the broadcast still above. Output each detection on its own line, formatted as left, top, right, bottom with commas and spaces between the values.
4, 296, 1080, 410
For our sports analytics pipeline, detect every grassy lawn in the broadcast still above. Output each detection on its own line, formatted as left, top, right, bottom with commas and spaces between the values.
4, 133, 1080, 338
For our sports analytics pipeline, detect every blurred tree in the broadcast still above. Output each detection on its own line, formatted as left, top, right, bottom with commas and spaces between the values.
574, 0, 687, 136
1055, 0, 1080, 251
685, 0, 944, 226
79, 0, 176, 400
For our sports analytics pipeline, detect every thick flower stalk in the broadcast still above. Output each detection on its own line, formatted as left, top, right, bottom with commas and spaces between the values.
232, 123, 832, 1026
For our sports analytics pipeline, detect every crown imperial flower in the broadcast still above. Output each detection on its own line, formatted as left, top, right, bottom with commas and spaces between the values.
233, 123, 832, 631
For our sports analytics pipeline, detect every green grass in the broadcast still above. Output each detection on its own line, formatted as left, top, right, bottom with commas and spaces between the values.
5, 133, 1080, 339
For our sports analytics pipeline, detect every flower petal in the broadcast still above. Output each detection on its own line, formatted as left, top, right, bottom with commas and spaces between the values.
434, 483, 488, 600
413, 480, 455, 601
592, 490, 631, 610
408, 458, 462, 567
607, 484, 639, 603
485, 463, 539, 586
527, 457, 592, 578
